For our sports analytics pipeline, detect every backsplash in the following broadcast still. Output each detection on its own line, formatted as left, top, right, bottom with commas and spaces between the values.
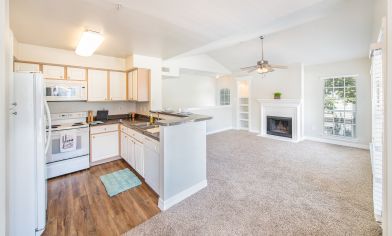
48, 101, 137, 115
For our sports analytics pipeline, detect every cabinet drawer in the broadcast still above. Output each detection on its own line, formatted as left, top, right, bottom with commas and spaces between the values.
90, 124, 119, 134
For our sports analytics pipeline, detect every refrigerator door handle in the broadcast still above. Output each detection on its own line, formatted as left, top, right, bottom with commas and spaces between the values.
44, 100, 52, 154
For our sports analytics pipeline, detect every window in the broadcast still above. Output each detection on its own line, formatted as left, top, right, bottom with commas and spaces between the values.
220, 88, 230, 105
323, 76, 356, 138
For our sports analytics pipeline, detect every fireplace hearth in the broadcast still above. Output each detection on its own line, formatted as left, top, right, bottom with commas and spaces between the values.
267, 116, 292, 138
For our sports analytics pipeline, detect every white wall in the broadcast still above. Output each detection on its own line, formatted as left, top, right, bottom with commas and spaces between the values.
48, 102, 136, 116
162, 54, 231, 77
249, 63, 303, 132
188, 106, 233, 134
303, 58, 371, 146
1, 0, 11, 234
162, 75, 217, 110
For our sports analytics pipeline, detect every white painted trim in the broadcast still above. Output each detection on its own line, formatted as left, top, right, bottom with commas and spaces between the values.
258, 134, 302, 143
319, 74, 359, 80
303, 136, 369, 149
207, 127, 233, 135
158, 180, 207, 211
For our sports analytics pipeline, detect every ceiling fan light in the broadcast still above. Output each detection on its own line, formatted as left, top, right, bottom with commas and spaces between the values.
75, 30, 104, 56
257, 67, 270, 74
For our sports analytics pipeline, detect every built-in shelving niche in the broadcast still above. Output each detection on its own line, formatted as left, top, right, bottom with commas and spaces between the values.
237, 80, 250, 130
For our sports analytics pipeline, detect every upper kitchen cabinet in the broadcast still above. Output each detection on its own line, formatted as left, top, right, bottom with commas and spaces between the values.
127, 68, 150, 102
109, 71, 127, 101
88, 69, 108, 101
42, 65, 65, 80
66, 67, 86, 81
14, 62, 40, 72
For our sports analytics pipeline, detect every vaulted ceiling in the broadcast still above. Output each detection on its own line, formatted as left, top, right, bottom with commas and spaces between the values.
10, 0, 382, 70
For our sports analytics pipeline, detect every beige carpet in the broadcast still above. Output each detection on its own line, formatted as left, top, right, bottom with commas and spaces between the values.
125, 130, 381, 235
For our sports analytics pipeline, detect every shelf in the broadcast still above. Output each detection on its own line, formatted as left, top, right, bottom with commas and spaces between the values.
239, 104, 248, 107
239, 119, 248, 122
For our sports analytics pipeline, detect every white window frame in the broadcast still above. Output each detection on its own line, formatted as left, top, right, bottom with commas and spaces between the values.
321, 75, 358, 139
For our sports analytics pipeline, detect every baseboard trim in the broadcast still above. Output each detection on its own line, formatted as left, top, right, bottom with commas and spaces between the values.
303, 136, 369, 149
207, 127, 233, 135
158, 180, 207, 211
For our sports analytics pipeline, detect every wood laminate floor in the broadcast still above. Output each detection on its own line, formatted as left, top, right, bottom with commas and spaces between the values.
43, 160, 160, 236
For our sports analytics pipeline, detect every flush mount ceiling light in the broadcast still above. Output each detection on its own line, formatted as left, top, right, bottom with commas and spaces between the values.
75, 30, 104, 57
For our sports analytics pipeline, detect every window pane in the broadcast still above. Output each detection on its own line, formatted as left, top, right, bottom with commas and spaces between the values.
333, 112, 344, 123
344, 125, 354, 137
334, 78, 344, 87
334, 100, 345, 111
334, 123, 345, 136
334, 88, 345, 99
345, 77, 355, 87
324, 99, 335, 112
324, 122, 334, 135
324, 88, 334, 99
324, 114, 334, 123
325, 79, 333, 87
345, 87, 356, 104
344, 112, 356, 124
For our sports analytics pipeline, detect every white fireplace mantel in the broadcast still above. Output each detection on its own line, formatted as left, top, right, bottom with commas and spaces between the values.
257, 99, 304, 142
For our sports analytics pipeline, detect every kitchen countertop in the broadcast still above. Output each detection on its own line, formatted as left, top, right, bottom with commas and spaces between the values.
150, 111, 212, 126
89, 115, 160, 141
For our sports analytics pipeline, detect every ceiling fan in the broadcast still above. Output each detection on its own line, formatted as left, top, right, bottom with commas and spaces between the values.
241, 36, 287, 74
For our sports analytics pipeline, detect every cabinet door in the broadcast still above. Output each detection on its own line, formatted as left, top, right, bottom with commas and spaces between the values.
120, 132, 128, 160
136, 68, 150, 102
88, 69, 108, 101
42, 65, 65, 80
109, 71, 126, 101
91, 131, 119, 162
14, 62, 40, 72
144, 145, 159, 194
134, 140, 144, 177
127, 137, 135, 168
132, 70, 138, 101
127, 71, 133, 101
67, 67, 86, 81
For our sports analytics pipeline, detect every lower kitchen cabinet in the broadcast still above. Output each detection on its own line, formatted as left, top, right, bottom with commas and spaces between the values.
144, 138, 160, 194
120, 125, 159, 194
120, 132, 128, 159
91, 131, 119, 162
127, 136, 136, 168
134, 140, 144, 177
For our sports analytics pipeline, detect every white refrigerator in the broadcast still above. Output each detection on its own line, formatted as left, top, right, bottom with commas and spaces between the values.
9, 72, 51, 235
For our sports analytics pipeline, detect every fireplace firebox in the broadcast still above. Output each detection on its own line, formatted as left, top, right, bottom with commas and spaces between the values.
267, 116, 292, 138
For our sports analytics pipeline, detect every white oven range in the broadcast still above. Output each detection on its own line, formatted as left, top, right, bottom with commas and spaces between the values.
46, 112, 90, 178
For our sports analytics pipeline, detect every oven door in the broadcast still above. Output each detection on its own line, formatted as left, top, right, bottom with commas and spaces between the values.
46, 127, 90, 164
45, 79, 87, 101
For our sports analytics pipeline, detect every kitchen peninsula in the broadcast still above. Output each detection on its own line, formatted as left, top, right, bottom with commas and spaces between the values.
90, 111, 212, 210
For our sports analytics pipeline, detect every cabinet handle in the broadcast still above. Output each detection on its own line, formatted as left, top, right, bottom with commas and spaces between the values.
92, 135, 95, 139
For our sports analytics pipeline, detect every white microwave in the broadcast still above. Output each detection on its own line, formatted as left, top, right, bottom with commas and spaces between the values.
45, 79, 87, 101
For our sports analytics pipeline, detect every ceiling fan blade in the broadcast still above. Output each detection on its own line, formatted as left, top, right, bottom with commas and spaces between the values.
245, 68, 257, 73
270, 64, 288, 69
240, 65, 257, 71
